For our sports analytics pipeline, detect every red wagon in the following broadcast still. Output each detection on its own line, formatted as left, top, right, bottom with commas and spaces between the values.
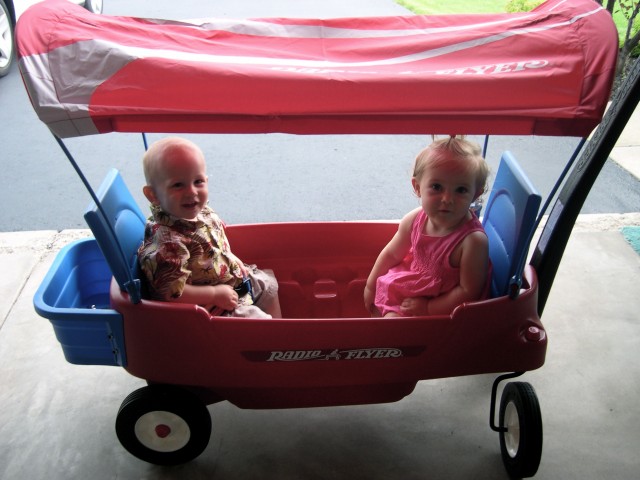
19, 0, 636, 477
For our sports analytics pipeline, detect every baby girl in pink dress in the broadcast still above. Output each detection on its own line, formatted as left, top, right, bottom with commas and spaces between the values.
364, 136, 492, 317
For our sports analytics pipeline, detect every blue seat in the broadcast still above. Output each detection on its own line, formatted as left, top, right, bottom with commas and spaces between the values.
84, 169, 146, 303
482, 152, 541, 298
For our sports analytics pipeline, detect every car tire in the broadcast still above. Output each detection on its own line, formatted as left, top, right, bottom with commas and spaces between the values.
84, 0, 103, 14
115, 385, 212, 465
0, 0, 15, 78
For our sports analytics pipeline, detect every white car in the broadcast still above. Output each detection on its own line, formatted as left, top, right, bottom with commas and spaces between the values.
0, 0, 103, 77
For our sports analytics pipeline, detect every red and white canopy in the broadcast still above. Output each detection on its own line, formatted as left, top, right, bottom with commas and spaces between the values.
17, 0, 617, 138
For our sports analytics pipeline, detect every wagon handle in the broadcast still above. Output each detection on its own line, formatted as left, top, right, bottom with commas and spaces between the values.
532, 56, 640, 314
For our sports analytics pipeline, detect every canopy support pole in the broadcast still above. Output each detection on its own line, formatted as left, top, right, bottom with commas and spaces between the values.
52, 135, 142, 304
506, 137, 587, 299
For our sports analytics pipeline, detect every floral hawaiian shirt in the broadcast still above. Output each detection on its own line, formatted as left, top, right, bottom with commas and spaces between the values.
138, 204, 247, 302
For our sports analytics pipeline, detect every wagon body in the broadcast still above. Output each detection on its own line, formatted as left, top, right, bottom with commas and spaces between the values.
116, 222, 545, 409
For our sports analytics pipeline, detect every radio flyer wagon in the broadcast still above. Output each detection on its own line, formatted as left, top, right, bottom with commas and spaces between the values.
17, 0, 637, 477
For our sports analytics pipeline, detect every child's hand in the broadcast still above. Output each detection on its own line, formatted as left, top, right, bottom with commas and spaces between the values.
400, 296, 430, 316
210, 284, 239, 311
363, 285, 376, 313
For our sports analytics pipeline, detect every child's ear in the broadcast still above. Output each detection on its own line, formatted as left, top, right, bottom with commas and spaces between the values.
474, 187, 485, 200
143, 185, 159, 204
411, 177, 420, 197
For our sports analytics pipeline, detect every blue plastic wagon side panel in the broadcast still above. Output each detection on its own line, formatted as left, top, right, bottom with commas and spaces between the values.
33, 238, 126, 366
482, 151, 542, 298
34, 169, 145, 366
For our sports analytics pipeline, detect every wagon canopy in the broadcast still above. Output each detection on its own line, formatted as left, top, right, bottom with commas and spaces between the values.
17, 0, 618, 138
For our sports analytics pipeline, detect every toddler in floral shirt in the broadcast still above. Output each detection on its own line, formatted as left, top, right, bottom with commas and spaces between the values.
137, 136, 281, 318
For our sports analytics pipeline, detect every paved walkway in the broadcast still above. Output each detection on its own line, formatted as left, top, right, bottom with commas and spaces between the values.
610, 101, 640, 180
1, 211, 639, 479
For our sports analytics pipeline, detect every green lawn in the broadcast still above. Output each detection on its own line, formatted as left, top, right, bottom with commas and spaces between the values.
395, 0, 509, 15
396, 0, 635, 49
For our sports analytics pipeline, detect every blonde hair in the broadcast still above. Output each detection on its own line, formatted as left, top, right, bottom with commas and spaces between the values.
413, 135, 489, 196
142, 136, 205, 186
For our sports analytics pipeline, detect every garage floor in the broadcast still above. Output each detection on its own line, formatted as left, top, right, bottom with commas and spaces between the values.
1, 221, 639, 480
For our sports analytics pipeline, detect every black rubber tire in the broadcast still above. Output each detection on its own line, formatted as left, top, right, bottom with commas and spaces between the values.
115, 385, 212, 465
499, 381, 543, 479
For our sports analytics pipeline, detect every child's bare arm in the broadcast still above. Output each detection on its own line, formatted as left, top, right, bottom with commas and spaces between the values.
364, 208, 419, 311
170, 283, 239, 311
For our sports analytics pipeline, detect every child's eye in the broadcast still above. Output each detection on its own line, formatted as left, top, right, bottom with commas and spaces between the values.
430, 183, 442, 191
456, 186, 469, 194
194, 179, 206, 186
171, 182, 183, 189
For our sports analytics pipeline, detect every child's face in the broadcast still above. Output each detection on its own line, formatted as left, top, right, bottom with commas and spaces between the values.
412, 158, 479, 233
144, 143, 209, 221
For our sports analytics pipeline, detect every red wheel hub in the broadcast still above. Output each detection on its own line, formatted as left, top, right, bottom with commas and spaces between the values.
155, 424, 171, 438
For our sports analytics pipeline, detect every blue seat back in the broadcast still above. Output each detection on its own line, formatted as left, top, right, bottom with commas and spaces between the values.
84, 169, 146, 303
482, 152, 541, 298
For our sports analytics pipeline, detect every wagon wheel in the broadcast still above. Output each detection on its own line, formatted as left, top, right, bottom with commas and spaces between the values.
115, 385, 212, 465
499, 382, 543, 479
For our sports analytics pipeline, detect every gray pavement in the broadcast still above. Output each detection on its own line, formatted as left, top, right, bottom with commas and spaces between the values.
1, 0, 640, 478
1, 213, 639, 480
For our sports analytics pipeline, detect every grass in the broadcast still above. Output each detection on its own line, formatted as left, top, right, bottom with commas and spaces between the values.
396, 0, 637, 50
395, 0, 509, 15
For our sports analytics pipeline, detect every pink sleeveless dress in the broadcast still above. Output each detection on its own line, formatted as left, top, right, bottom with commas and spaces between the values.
374, 209, 490, 316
